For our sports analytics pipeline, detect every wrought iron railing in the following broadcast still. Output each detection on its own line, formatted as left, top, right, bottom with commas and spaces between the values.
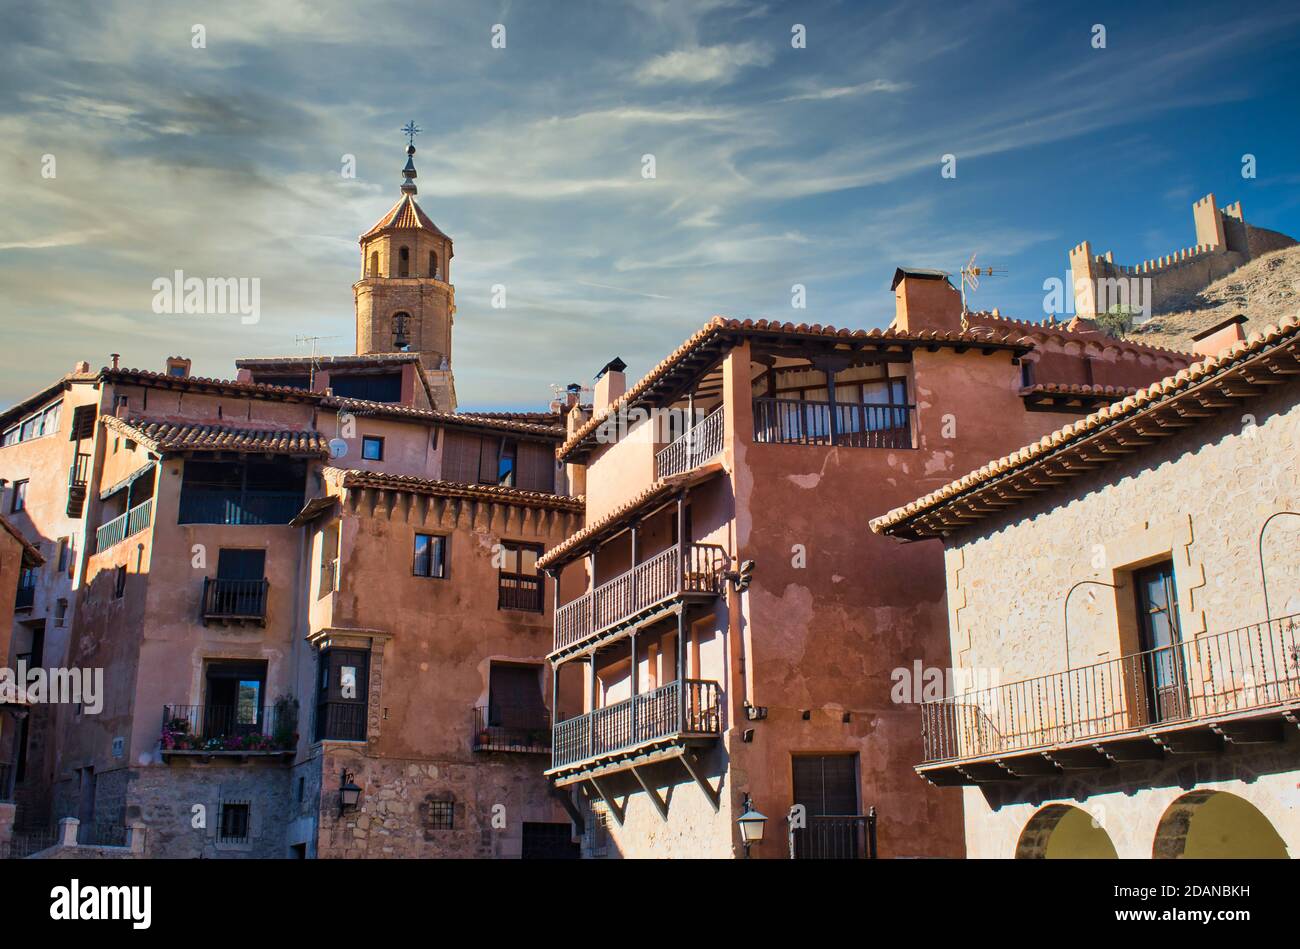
68, 451, 91, 487
551, 678, 722, 769
752, 397, 914, 449
162, 703, 293, 752
921, 614, 1300, 763
1, 829, 57, 859
553, 543, 727, 652
789, 811, 878, 859
202, 577, 270, 622
655, 406, 725, 479
314, 701, 367, 742
177, 490, 303, 526
499, 575, 544, 612
473, 704, 551, 753
95, 497, 153, 551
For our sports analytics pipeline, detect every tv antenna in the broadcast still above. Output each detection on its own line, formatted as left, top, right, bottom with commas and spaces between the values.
959, 254, 1008, 329
294, 334, 342, 387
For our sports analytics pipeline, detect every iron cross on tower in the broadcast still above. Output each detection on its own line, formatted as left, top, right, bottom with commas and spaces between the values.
401, 121, 422, 146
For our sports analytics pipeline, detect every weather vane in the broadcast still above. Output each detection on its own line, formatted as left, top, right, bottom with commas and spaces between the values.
401, 121, 422, 147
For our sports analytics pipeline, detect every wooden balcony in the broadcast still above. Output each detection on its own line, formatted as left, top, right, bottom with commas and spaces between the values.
95, 497, 153, 552
202, 577, 270, 625
654, 406, 724, 480
918, 614, 1300, 785
551, 543, 727, 659
753, 397, 914, 449
548, 678, 722, 785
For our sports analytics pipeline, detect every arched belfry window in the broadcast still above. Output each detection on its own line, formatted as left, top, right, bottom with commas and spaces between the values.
392, 312, 412, 351
398, 246, 410, 278
428, 251, 439, 280
369, 252, 379, 277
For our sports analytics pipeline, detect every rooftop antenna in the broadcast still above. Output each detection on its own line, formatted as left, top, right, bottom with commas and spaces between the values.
295, 334, 341, 388
959, 253, 1008, 331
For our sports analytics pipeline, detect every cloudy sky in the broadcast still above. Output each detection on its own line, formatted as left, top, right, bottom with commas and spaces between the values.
2, 0, 1299, 411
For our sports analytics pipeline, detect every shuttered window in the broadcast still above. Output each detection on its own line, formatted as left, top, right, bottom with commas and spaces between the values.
792, 754, 859, 816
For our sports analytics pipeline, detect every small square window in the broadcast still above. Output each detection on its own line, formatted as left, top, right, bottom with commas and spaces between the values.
362, 436, 384, 461
428, 801, 454, 830
219, 802, 250, 843
414, 533, 447, 579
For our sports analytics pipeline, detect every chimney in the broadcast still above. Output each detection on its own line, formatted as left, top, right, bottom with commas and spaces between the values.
166, 356, 192, 378
73, 360, 90, 374
566, 382, 582, 408
889, 269, 964, 334
110, 353, 121, 370
1190, 314, 1249, 359
114, 395, 130, 419
594, 358, 627, 413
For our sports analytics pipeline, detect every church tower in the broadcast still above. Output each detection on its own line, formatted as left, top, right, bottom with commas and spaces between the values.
354, 127, 457, 411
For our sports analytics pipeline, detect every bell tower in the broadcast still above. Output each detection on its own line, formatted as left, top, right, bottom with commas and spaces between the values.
353, 122, 456, 411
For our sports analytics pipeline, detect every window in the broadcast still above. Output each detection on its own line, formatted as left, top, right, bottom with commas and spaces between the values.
498, 438, 517, 486
57, 537, 69, 572
361, 436, 384, 461
113, 565, 127, 599
10, 480, 27, 513
205, 660, 267, 735
428, 251, 439, 279
398, 246, 410, 277
486, 663, 547, 737
414, 533, 447, 579
369, 251, 379, 277
498, 541, 543, 611
219, 802, 251, 843
427, 800, 454, 830
55, 599, 68, 627
792, 753, 862, 858
16, 567, 37, 610
329, 373, 403, 403
1134, 561, 1186, 724
315, 648, 368, 741
1, 402, 61, 447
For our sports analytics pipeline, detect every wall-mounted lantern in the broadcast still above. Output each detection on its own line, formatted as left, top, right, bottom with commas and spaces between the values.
736, 793, 767, 858
339, 770, 362, 815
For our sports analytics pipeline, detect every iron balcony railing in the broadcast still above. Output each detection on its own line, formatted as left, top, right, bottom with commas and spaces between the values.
202, 577, 270, 622
498, 575, 544, 612
553, 543, 727, 653
1, 829, 58, 860
473, 704, 551, 753
789, 810, 879, 860
68, 451, 91, 487
177, 490, 303, 526
314, 701, 367, 742
921, 614, 1300, 764
655, 406, 725, 480
752, 397, 914, 449
95, 497, 153, 552
552, 678, 722, 770
162, 703, 293, 752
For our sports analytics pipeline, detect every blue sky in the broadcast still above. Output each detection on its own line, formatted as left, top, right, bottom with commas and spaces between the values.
2, 0, 1298, 411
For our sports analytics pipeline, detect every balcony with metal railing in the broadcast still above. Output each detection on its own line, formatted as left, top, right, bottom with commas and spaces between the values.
655, 405, 724, 480
95, 497, 153, 552
918, 614, 1300, 785
202, 577, 270, 625
473, 704, 551, 754
178, 489, 304, 526
548, 678, 723, 783
551, 543, 728, 658
752, 397, 914, 449
161, 703, 296, 758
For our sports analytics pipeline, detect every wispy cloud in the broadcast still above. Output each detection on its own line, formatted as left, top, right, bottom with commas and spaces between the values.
635, 42, 772, 84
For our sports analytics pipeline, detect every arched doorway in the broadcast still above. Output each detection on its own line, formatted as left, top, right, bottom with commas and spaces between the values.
1015, 804, 1118, 858
1153, 790, 1288, 858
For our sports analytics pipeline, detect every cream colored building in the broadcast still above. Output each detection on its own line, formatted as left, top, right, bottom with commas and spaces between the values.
873, 314, 1300, 858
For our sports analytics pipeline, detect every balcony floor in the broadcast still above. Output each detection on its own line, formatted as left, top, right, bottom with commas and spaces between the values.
918, 699, 1300, 786
549, 592, 718, 663
546, 732, 720, 788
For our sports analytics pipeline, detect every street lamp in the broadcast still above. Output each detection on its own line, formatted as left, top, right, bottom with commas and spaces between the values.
339, 770, 362, 815
736, 794, 767, 858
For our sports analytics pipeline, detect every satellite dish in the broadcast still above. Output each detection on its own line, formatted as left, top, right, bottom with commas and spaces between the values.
328, 438, 349, 459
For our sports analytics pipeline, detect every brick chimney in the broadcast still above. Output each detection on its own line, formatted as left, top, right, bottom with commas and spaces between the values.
1190, 314, 1249, 359
594, 358, 627, 412
889, 268, 964, 334
166, 356, 192, 378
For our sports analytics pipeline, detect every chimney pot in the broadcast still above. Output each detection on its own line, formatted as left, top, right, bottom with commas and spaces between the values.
110, 353, 121, 370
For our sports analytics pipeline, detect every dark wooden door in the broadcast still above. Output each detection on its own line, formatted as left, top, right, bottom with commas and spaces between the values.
1134, 561, 1187, 723
792, 754, 860, 858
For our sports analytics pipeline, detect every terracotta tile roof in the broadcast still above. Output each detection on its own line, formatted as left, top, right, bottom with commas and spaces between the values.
1019, 383, 1141, 398
322, 397, 564, 438
235, 352, 422, 369
558, 317, 1035, 461
103, 416, 330, 456
100, 367, 324, 402
0, 513, 44, 567
537, 464, 724, 569
360, 194, 450, 242
871, 314, 1300, 538
333, 468, 582, 512
967, 311, 1196, 360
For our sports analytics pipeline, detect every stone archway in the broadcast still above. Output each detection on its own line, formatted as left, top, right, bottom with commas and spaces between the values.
1153, 790, 1288, 858
1015, 803, 1118, 858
